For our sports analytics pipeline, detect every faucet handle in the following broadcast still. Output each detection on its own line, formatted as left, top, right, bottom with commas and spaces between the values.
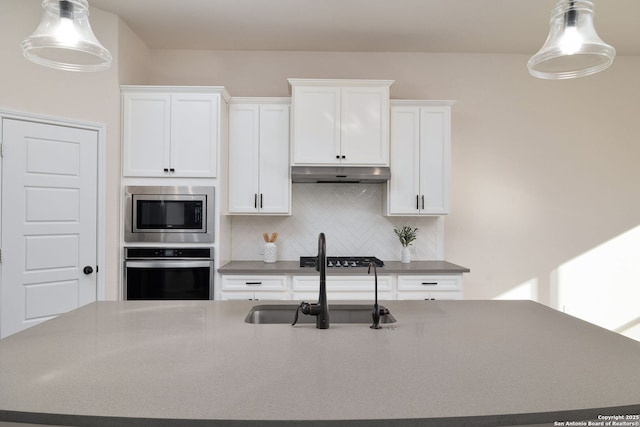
292, 301, 311, 326
371, 305, 390, 330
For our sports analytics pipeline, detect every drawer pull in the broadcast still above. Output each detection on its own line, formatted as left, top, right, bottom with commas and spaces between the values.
245, 282, 262, 286
421, 282, 438, 286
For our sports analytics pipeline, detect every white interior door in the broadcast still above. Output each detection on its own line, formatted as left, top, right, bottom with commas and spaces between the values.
1, 118, 98, 338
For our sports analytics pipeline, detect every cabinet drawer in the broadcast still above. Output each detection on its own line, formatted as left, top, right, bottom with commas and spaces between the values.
292, 275, 392, 292
293, 291, 394, 301
220, 291, 289, 301
397, 275, 461, 292
221, 275, 288, 291
397, 291, 462, 301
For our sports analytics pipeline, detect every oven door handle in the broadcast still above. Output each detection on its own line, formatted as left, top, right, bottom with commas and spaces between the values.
124, 260, 212, 269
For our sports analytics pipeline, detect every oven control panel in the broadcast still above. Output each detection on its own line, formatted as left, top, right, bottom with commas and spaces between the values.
125, 247, 212, 259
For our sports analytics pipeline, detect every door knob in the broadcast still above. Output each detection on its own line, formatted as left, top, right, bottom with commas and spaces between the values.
83, 266, 94, 275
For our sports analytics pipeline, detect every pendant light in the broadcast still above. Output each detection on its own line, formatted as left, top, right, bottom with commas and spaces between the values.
528, 0, 615, 80
21, 0, 112, 72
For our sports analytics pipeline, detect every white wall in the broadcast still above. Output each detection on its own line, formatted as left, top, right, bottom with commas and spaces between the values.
0, 0, 149, 301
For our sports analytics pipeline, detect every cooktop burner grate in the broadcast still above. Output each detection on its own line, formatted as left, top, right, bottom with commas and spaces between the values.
299, 256, 384, 268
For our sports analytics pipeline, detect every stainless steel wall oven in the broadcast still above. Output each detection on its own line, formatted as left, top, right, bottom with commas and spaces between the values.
124, 247, 213, 300
124, 186, 214, 243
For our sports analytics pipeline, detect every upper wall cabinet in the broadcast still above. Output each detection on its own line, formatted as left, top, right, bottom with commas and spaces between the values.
228, 98, 291, 215
385, 100, 454, 216
288, 79, 394, 166
122, 86, 229, 178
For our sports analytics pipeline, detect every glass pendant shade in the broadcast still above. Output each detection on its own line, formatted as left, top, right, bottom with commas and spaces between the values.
21, 0, 112, 72
528, 0, 615, 80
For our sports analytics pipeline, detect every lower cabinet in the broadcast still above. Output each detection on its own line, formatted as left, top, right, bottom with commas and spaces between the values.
219, 273, 463, 300
292, 275, 394, 301
220, 275, 289, 300
396, 275, 463, 300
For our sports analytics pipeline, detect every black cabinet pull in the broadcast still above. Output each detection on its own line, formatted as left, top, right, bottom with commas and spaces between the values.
260, 194, 263, 209
254, 194, 257, 209
421, 195, 425, 210
421, 282, 438, 286
245, 282, 262, 286
341, 155, 346, 159
170, 168, 175, 172
416, 195, 419, 210
163, 168, 169, 172
336, 155, 340, 159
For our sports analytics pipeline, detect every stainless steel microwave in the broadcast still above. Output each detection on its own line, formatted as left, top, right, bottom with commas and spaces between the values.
124, 186, 214, 243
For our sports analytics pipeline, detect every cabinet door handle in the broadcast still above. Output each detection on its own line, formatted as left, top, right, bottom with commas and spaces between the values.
254, 194, 257, 209
245, 282, 262, 286
336, 155, 340, 159
416, 195, 419, 210
421, 195, 425, 210
341, 155, 346, 159
260, 194, 263, 209
163, 168, 169, 172
421, 282, 438, 286
170, 168, 175, 172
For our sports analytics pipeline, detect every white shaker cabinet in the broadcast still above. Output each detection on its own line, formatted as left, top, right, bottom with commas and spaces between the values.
396, 275, 463, 300
122, 86, 229, 178
220, 275, 289, 300
386, 101, 454, 215
291, 275, 394, 301
289, 79, 393, 166
228, 99, 291, 214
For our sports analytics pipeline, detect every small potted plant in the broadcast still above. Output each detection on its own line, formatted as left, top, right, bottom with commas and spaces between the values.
394, 226, 418, 263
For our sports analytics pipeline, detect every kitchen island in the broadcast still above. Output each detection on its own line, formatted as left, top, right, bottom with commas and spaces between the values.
0, 300, 639, 426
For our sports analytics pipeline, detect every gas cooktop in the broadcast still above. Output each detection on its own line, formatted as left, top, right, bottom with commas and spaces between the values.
299, 256, 384, 268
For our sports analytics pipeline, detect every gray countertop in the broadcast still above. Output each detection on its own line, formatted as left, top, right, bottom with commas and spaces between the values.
218, 260, 470, 275
1, 300, 639, 426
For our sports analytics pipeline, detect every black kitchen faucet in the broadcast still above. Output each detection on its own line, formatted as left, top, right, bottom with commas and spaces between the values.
292, 232, 330, 329
368, 262, 390, 329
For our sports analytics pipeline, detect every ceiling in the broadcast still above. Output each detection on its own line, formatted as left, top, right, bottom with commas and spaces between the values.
89, 0, 640, 55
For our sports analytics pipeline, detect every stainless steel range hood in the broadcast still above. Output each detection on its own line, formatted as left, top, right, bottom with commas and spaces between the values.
291, 166, 391, 183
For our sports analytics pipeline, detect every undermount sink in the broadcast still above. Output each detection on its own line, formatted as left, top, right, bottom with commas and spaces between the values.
245, 304, 396, 325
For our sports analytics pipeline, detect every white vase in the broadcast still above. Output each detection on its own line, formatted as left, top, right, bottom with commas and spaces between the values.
264, 243, 277, 263
401, 247, 411, 263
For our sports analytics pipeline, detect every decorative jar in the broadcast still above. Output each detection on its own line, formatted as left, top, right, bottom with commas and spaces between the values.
264, 243, 277, 263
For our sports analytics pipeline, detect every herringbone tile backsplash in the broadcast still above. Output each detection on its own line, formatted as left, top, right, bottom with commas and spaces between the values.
230, 184, 443, 261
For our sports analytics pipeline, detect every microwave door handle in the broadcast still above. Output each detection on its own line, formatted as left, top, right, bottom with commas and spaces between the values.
124, 261, 212, 268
